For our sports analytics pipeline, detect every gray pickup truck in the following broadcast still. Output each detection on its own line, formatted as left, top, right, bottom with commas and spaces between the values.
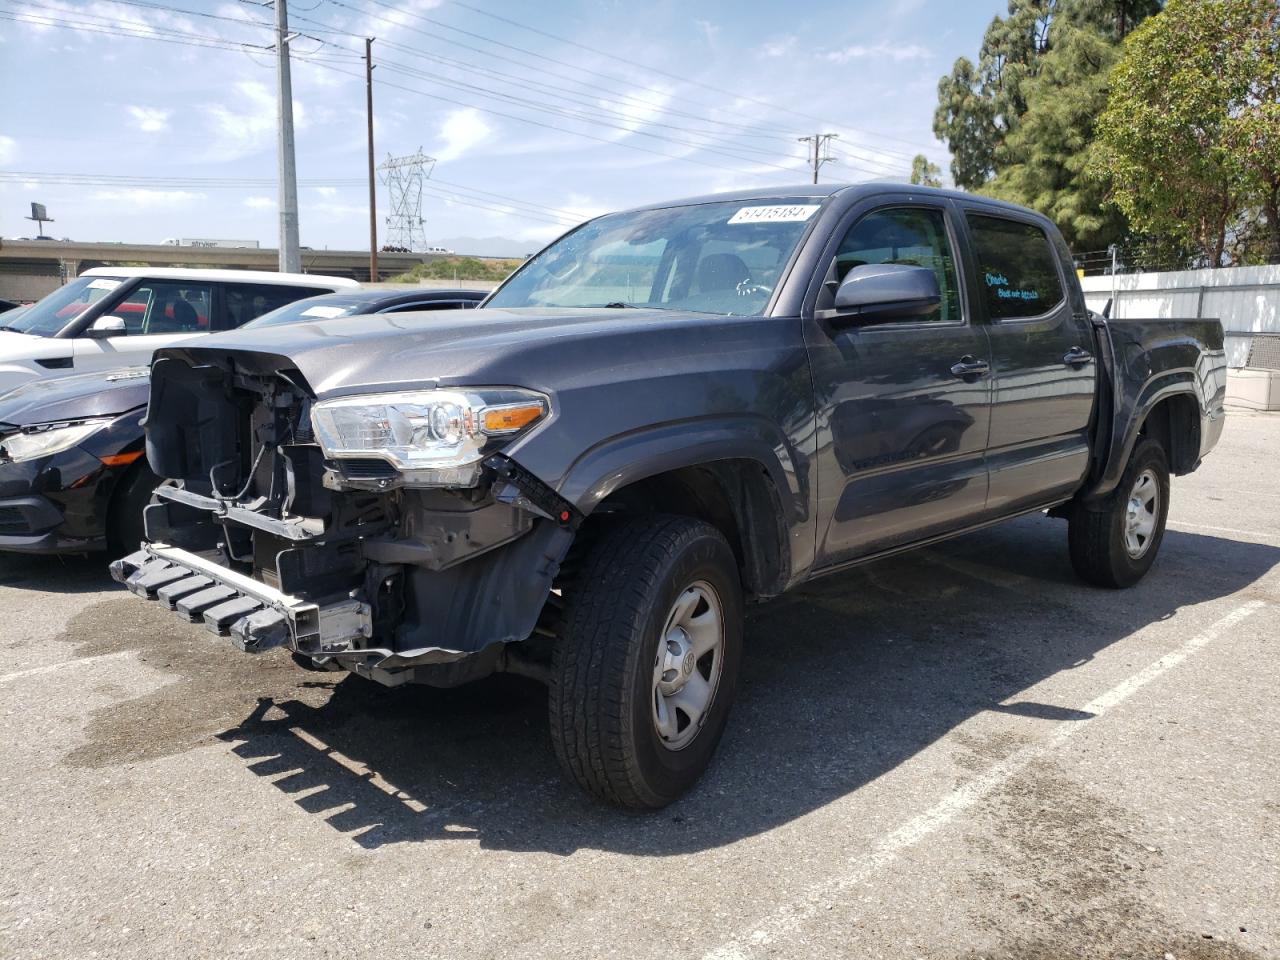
111, 184, 1226, 808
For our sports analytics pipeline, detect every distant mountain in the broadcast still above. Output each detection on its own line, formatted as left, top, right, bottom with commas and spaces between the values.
431, 236, 541, 258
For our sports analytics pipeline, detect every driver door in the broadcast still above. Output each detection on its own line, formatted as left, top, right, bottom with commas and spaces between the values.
805, 201, 993, 566
73, 280, 214, 373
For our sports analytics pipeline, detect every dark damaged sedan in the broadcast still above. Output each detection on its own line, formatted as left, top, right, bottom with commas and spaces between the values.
0, 287, 486, 554
0, 367, 153, 553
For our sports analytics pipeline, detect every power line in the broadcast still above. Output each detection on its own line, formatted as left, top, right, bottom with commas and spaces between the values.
325, 0, 925, 164
445, 0, 947, 156
368, 56, 822, 176
309, 59, 806, 182
357, 0, 938, 158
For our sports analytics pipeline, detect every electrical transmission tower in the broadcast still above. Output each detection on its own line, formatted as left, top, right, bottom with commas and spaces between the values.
378, 149, 436, 252
798, 133, 839, 184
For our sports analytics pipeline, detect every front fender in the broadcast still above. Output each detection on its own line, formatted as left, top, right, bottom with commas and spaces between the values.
555, 415, 801, 513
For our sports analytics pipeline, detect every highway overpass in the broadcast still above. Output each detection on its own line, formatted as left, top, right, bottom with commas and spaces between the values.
0, 238, 448, 300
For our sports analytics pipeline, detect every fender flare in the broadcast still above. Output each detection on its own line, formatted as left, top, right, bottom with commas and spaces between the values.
554, 414, 804, 517
1085, 374, 1202, 501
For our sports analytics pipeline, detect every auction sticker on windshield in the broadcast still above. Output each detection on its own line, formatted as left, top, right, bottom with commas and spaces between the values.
728, 205, 820, 225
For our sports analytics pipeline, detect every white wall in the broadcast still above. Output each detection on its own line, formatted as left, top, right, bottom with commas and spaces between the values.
1080, 264, 1280, 367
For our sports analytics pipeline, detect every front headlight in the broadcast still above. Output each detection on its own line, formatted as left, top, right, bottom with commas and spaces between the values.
310, 388, 548, 487
0, 419, 110, 463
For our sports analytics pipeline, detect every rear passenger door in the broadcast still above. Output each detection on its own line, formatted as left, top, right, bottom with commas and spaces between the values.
962, 210, 1097, 514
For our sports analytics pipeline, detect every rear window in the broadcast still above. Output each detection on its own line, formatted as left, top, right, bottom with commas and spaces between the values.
966, 214, 1065, 320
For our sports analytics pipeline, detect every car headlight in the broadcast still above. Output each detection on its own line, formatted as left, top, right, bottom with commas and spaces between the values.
0, 419, 110, 463
310, 388, 548, 487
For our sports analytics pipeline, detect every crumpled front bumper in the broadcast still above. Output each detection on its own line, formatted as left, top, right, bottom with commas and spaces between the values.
110, 542, 372, 655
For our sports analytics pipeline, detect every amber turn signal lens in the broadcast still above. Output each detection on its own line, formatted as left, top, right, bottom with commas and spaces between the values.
482, 404, 543, 434
99, 450, 145, 468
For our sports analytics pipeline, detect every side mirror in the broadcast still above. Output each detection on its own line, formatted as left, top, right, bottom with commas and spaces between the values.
86, 315, 127, 338
826, 263, 941, 326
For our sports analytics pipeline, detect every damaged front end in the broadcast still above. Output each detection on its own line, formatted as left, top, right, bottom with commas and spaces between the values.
110, 349, 577, 687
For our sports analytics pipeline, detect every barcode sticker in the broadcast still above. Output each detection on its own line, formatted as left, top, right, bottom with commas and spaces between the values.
728, 205, 820, 225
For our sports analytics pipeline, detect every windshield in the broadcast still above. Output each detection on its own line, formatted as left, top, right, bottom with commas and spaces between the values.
487, 198, 824, 316
1, 276, 125, 337
243, 296, 368, 328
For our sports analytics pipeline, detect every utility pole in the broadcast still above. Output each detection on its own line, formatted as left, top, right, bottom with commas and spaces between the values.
365, 37, 377, 282
274, 0, 301, 273
798, 133, 839, 184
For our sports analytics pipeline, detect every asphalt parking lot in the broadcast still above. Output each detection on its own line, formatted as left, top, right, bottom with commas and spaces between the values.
2, 412, 1277, 960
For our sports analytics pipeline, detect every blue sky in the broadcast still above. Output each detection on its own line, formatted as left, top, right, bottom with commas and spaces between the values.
0, 0, 1007, 253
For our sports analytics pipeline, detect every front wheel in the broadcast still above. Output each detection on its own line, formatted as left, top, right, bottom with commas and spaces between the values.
1068, 437, 1170, 588
549, 516, 743, 808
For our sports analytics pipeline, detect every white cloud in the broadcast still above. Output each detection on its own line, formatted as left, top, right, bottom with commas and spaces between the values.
0, 135, 15, 165
433, 108, 492, 163
823, 42, 930, 63
759, 35, 797, 58
9, 0, 199, 39
606, 86, 675, 140
315, 186, 337, 198
90, 189, 206, 207
243, 195, 275, 209
127, 106, 170, 133
205, 81, 301, 162
695, 19, 720, 45
345, 0, 445, 44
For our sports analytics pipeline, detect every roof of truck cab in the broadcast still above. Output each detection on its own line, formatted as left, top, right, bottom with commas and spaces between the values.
619, 182, 1048, 219
78, 267, 360, 289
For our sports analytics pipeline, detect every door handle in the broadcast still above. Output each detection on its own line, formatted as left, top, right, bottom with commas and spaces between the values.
950, 356, 990, 381
1063, 346, 1093, 368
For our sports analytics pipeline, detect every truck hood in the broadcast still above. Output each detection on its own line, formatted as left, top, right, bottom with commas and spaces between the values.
158, 306, 731, 398
0, 366, 150, 426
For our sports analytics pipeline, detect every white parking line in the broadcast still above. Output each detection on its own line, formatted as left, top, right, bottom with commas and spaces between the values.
0, 650, 133, 685
703, 598, 1267, 960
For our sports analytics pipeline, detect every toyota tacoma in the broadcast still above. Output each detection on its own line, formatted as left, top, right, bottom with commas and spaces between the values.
111, 184, 1226, 808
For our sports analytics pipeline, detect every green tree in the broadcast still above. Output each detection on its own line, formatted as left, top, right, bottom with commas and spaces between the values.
983, 0, 1158, 249
934, 0, 1159, 249
933, 0, 1057, 189
910, 154, 943, 187
1093, 0, 1280, 266
933, 57, 997, 189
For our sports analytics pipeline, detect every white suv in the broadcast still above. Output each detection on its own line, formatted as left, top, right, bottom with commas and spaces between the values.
0, 267, 358, 394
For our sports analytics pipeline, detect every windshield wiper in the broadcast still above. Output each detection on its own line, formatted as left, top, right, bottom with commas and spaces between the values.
0, 325, 27, 333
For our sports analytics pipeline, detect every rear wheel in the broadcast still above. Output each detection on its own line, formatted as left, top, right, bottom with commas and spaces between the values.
549, 516, 743, 808
1068, 437, 1170, 588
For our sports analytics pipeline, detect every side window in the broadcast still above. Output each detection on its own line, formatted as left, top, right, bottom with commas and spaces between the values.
829, 207, 962, 323
109, 281, 213, 335
965, 214, 1065, 320
219, 284, 331, 330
